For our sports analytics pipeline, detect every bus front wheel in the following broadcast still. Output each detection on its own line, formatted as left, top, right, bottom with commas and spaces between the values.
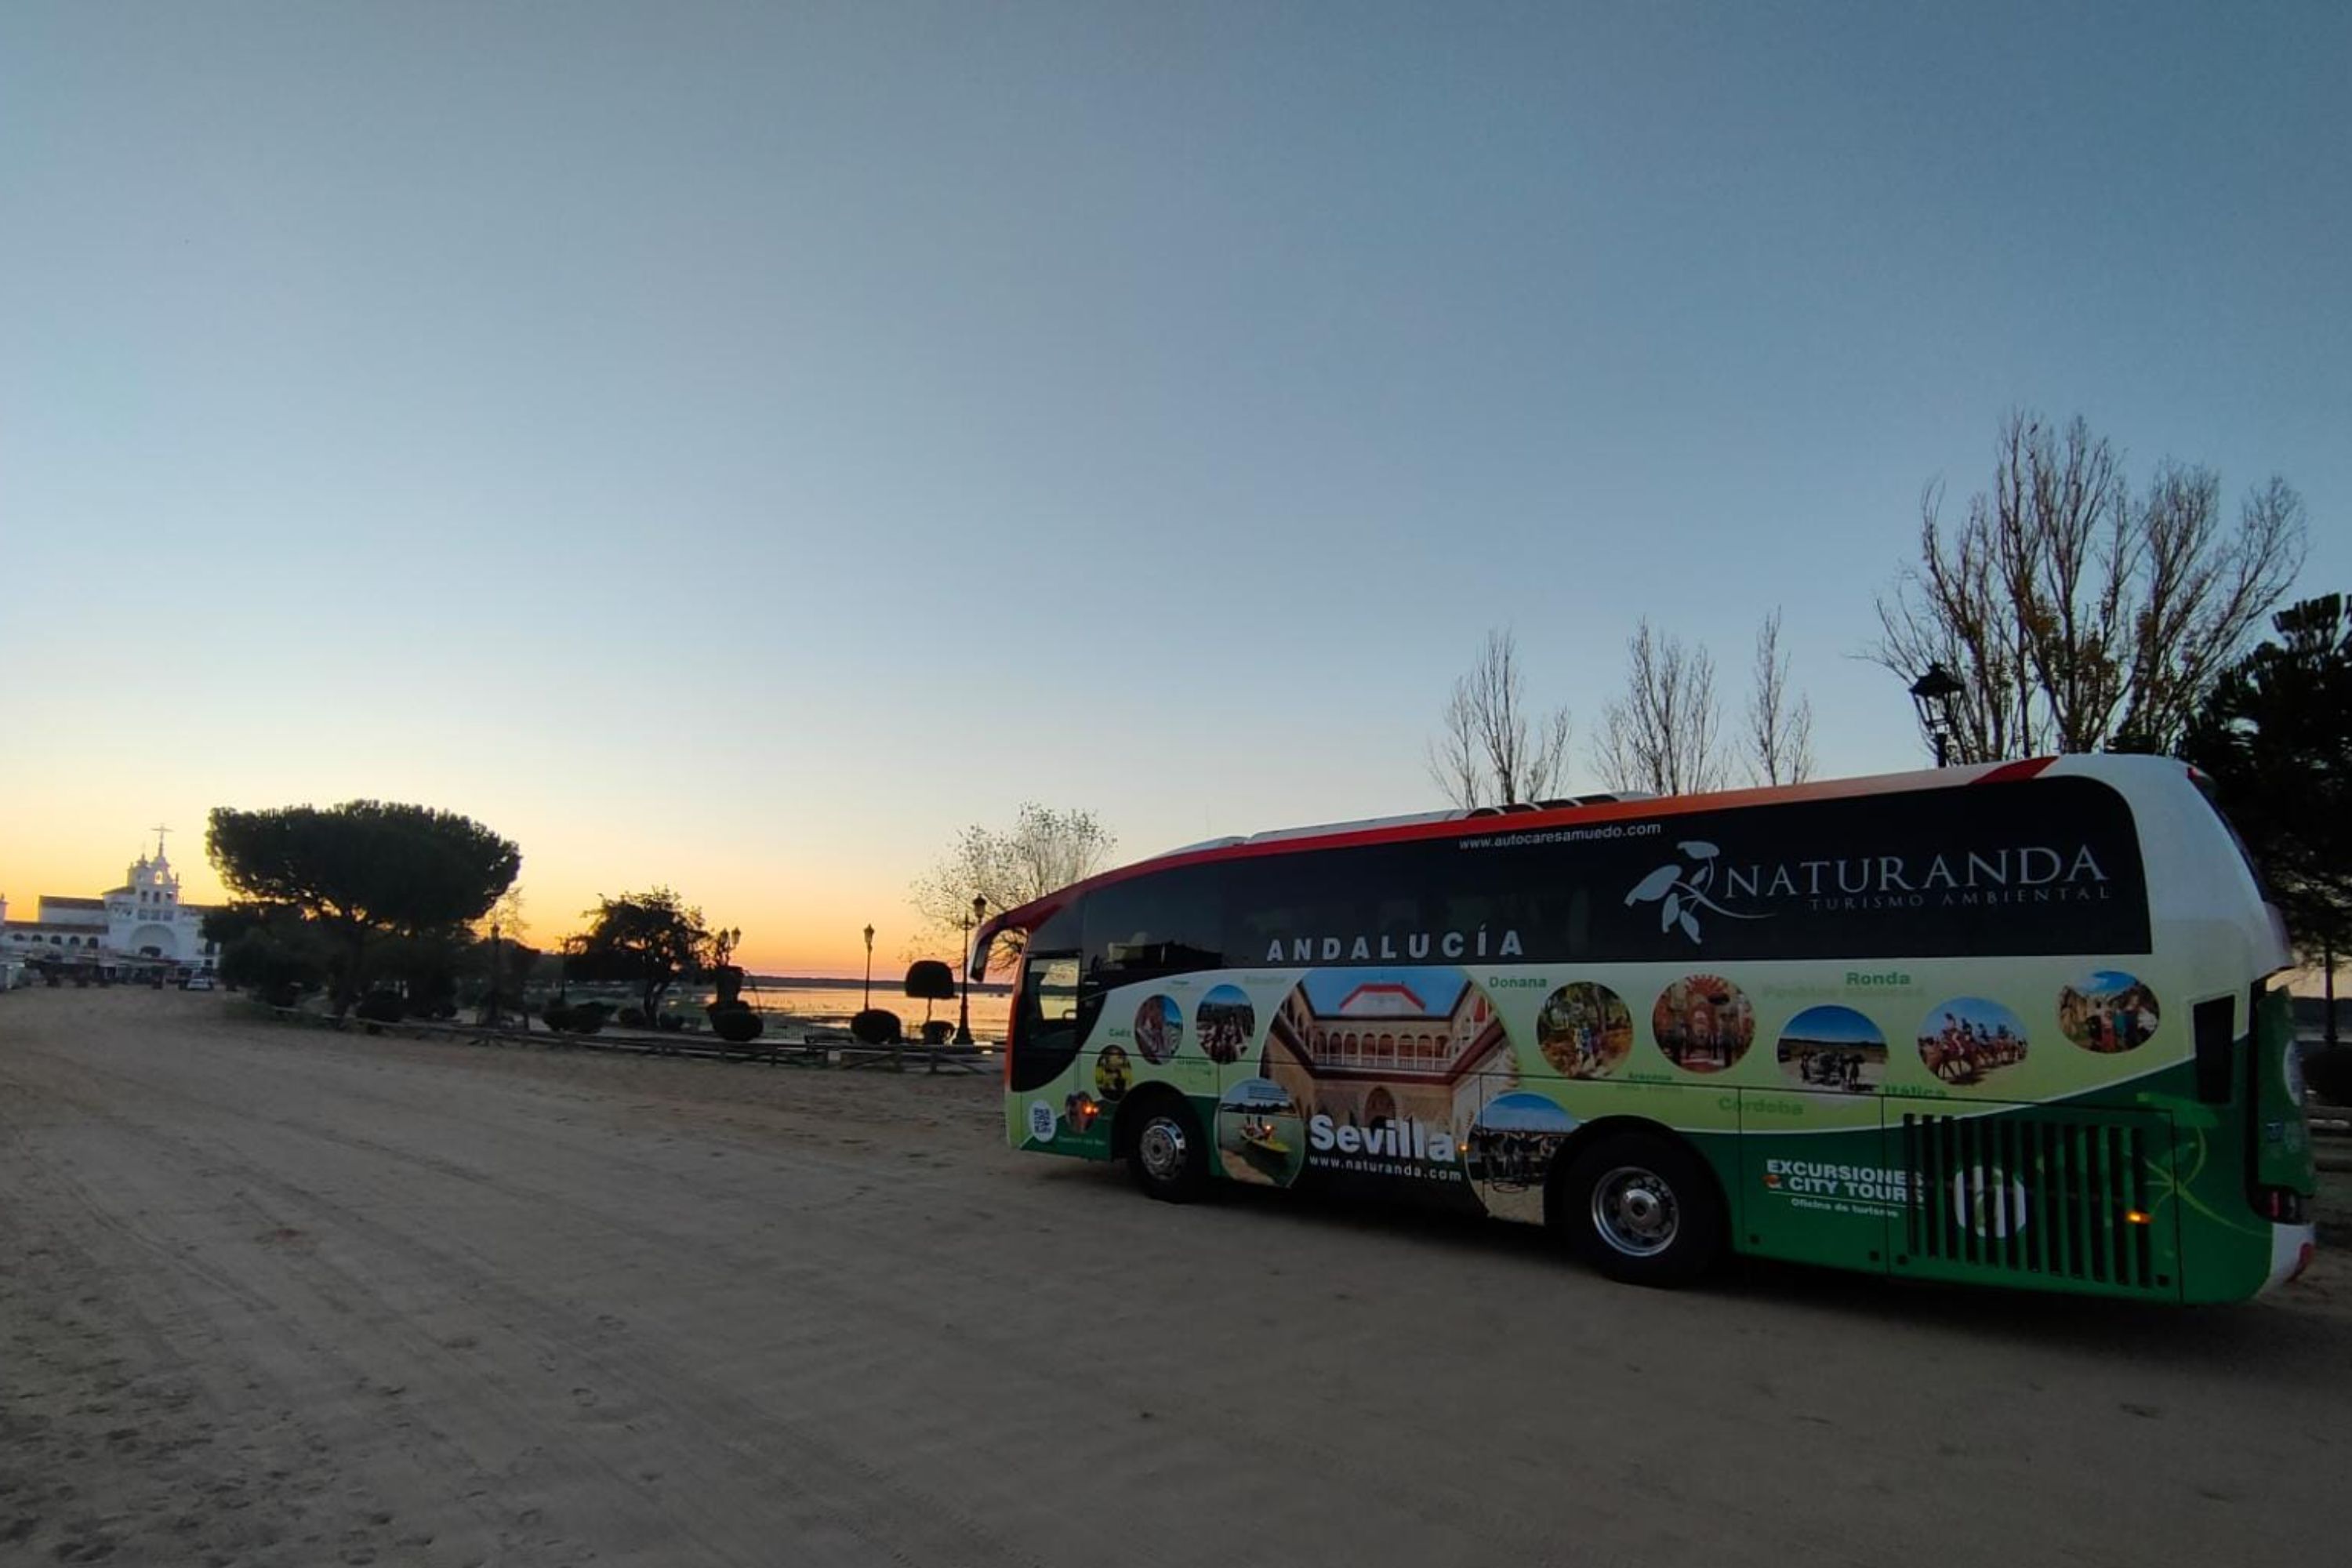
1557, 1132, 1724, 1287
1124, 1096, 1208, 1203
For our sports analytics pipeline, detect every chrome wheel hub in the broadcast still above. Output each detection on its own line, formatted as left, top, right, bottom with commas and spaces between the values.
1138, 1119, 1189, 1182
1592, 1165, 1681, 1258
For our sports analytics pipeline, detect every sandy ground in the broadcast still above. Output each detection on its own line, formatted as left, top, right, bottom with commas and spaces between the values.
3, 989, 2350, 1568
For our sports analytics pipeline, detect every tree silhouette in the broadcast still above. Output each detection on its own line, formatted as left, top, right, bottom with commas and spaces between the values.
206, 800, 520, 1017
564, 888, 717, 1024
2182, 593, 2351, 1041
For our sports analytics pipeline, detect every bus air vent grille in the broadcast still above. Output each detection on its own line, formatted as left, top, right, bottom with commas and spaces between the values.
1898, 1112, 2162, 1291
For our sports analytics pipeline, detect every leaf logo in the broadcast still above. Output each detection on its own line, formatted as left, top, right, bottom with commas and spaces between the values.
1624, 840, 1763, 945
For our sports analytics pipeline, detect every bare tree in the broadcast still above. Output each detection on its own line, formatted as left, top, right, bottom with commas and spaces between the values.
1873, 412, 2307, 762
909, 803, 1117, 974
1593, 620, 1727, 796
1746, 609, 1815, 786
1426, 629, 1573, 808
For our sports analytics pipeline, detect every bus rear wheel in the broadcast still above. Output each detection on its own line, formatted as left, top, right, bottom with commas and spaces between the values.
1124, 1095, 1208, 1203
1557, 1132, 1723, 1287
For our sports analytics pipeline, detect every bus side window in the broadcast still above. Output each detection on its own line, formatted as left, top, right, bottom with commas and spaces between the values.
1225, 843, 1435, 962
1084, 866, 1225, 987
1009, 952, 1083, 1092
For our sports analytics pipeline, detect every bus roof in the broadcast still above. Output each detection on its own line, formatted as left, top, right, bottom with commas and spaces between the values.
967, 753, 2207, 960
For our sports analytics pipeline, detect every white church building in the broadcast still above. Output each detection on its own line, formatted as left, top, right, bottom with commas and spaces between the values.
1, 833, 220, 971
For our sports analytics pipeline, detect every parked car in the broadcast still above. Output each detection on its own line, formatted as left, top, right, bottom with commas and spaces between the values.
181, 974, 216, 992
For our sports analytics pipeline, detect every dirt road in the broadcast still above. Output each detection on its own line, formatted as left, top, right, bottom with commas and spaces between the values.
4, 989, 2348, 1567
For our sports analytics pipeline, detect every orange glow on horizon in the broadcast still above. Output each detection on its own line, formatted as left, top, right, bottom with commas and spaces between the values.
0, 817, 967, 981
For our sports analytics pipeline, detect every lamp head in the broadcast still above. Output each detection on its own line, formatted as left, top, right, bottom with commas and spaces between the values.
1907, 662, 1964, 704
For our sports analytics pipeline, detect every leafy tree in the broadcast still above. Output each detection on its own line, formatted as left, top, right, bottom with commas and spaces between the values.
910, 804, 1116, 974
371, 926, 480, 1017
1873, 411, 2306, 762
205, 902, 334, 1004
1428, 629, 1573, 808
1594, 619, 1727, 796
206, 801, 521, 1016
563, 887, 715, 1022
904, 960, 956, 1029
2182, 593, 2352, 1042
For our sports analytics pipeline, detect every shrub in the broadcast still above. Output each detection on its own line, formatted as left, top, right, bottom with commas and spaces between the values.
354, 990, 405, 1025
2307, 1045, 2352, 1107
566, 1001, 610, 1035
708, 1002, 764, 1044
850, 1008, 902, 1046
617, 1006, 649, 1029
542, 1004, 576, 1033
657, 1013, 687, 1033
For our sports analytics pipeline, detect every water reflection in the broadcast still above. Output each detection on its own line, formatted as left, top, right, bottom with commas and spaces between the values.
699, 984, 1013, 1039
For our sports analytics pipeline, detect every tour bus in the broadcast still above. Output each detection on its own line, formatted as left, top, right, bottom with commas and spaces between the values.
974, 756, 2317, 1301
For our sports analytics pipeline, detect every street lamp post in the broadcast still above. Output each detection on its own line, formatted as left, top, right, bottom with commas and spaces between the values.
1908, 662, 1965, 768
862, 924, 876, 1011
954, 895, 987, 1046
486, 920, 502, 1029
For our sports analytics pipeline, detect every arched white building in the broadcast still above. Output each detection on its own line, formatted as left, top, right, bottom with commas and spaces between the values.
0, 835, 220, 970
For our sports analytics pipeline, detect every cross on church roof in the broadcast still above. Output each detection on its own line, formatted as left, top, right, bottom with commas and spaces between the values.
151, 823, 170, 859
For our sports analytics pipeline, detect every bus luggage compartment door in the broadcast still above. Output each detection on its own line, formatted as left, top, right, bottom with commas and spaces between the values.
1737, 1091, 1893, 1275
1891, 1103, 2180, 1300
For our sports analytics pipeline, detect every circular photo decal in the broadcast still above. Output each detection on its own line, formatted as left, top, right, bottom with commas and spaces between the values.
1466, 1092, 1577, 1225
1776, 1005, 1886, 1094
1093, 1044, 1133, 1100
1198, 985, 1256, 1065
1537, 982, 1633, 1079
2058, 971, 2158, 1054
1918, 997, 2029, 1086
1217, 1077, 1306, 1187
1651, 975, 1755, 1074
1134, 994, 1182, 1063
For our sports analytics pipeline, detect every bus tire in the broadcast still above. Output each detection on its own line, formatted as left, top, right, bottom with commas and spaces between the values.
1123, 1094, 1208, 1203
1557, 1131, 1723, 1287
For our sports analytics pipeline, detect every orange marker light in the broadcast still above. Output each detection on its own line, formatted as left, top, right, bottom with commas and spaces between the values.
2125, 1210, 2151, 1225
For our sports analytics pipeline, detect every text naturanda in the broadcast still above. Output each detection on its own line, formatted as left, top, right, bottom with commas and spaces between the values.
1264, 929, 1523, 964
1724, 846, 2111, 909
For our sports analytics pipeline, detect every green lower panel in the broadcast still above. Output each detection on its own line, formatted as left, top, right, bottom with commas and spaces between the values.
1889, 1103, 2180, 1300
1737, 1093, 1894, 1273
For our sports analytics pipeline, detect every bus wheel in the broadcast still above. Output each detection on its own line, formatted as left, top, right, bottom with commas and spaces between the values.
1125, 1096, 1207, 1203
1558, 1132, 1723, 1287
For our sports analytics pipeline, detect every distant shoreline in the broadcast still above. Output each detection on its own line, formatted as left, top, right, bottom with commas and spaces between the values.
740, 974, 1012, 996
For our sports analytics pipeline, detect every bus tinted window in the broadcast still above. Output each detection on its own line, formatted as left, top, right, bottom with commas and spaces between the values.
1083, 865, 1226, 987
1221, 776, 2150, 964
1008, 951, 1082, 1091
1225, 844, 1433, 964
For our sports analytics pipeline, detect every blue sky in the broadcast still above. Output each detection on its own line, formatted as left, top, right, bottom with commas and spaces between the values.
1301, 966, 1468, 1015
3, 3, 2344, 968
1781, 1004, 1884, 1047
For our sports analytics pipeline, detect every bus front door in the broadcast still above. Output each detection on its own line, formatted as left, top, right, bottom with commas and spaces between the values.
1008, 951, 1089, 1151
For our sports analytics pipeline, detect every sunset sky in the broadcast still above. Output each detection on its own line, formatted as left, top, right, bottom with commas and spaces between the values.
3, 4, 2345, 975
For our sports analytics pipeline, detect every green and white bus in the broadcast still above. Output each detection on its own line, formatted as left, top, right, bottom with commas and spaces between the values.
976, 756, 2316, 1301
